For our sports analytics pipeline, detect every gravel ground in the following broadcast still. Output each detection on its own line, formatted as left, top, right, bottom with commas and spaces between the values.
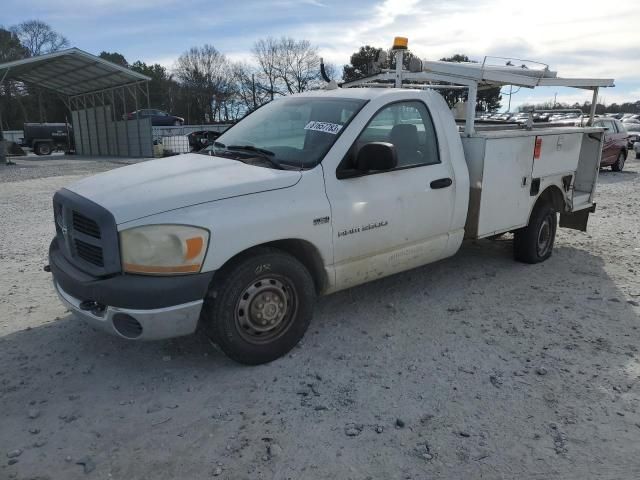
1, 154, 639, 480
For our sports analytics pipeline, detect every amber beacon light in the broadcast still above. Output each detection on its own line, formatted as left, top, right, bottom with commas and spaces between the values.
392, 36, 408, 50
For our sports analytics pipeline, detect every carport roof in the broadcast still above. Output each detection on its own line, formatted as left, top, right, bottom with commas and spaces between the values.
0, 48, 151, 97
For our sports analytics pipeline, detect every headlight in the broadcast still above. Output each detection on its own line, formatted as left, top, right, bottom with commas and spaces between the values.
120, 225, 209, 275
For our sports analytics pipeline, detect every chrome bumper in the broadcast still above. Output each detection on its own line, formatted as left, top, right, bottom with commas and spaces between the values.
54, 281, 203, 340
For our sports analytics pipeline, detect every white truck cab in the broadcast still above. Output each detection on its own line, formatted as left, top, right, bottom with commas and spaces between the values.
49, 44, 613, 364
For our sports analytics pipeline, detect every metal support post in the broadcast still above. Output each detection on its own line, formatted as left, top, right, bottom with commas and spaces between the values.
588, 87, 599, 126
465, 83, 478, 136
394, 50, 403, 88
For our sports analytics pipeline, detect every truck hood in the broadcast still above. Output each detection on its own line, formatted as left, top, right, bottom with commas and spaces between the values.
67, 154, 302, 224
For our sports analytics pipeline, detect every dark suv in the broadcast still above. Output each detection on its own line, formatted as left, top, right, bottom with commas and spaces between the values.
124, 109, 184, 126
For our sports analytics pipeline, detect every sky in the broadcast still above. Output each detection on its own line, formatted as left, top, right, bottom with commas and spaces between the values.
2, 0, 639, 111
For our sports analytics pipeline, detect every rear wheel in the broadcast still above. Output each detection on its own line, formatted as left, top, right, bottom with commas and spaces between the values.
34, 142, 52, 156
612, 151, 625, 171
173, 120, 182, 126
202, 248, 315, 365
514, 201, 557, 264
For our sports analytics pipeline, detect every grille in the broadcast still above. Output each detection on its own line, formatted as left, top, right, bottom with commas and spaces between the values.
74, 239, 104, 267
73, 211, 101, 238
54, 189, 119, 275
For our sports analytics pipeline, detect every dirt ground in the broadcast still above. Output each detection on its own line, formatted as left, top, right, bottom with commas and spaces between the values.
1, 154, 639, 480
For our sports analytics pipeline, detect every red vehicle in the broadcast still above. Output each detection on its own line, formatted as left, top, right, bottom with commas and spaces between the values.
592, 118, 628, 171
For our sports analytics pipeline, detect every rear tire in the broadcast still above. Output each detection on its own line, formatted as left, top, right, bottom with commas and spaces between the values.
34, 142, 52, 156
202, 248, 315, 365
514, 202, 557, 264
611, 151, 625, 171
173, 120, 182, 126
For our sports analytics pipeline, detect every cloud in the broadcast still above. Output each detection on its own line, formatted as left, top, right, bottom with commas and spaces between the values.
3, 0, 639, 107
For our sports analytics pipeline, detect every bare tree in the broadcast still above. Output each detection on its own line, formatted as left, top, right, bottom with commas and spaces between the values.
175, 44, 233, 123
231, 61, 272, 113
252, 38, 281, 101
277, 37, 322, 94
252, 37, 324, 100
12, 20, 69, 56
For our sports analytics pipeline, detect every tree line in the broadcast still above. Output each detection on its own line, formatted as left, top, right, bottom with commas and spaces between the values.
518, 100, 640, 115
3, 19, 638, 130
0, 21, 334, 129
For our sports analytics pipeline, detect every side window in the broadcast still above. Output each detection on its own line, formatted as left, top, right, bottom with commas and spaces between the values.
615, 120, 626, 133
340, 101, 440, 174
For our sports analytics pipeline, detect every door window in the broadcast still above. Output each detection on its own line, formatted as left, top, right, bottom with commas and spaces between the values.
595, 119, 614, 131
340, 101, 440, 175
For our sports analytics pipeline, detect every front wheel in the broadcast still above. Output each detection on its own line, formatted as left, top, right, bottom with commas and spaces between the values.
202, 248, 315, 365
514, 202, 557, 264
611, 151, 625, 171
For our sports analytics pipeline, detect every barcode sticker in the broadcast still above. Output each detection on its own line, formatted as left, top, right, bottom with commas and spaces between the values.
304, 121, 342, 134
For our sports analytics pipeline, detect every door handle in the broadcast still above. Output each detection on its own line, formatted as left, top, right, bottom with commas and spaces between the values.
430, 178, 453, 189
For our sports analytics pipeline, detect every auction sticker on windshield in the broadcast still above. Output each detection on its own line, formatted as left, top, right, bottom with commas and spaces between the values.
304, 121, 342, 134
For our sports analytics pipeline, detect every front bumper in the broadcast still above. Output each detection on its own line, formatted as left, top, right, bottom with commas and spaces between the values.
54, 281, 203, 340
49, 238, 215, 340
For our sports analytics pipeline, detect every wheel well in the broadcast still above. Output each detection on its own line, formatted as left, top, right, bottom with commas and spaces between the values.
214, 239, 329, 294
536, 185, 566, 213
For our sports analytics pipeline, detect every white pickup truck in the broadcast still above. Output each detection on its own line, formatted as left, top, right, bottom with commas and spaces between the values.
48, 56, 612, 364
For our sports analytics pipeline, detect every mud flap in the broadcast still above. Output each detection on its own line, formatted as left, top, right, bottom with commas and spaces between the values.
560, 207, 594, 232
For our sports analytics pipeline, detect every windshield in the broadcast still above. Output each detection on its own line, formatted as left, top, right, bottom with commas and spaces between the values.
199, 96, 366, 169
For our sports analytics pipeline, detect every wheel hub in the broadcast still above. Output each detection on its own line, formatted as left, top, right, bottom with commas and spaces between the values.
236, 278, 292, 340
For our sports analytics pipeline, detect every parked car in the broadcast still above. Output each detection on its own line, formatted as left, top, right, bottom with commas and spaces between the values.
124, 109, 184, 126
624, 122, 640, 151
592, 118, 628, 171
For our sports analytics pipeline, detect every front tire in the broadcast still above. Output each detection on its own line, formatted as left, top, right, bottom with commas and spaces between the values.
514, 202, 557, 264
612, 151, 625, 171
202, 248, 315, 365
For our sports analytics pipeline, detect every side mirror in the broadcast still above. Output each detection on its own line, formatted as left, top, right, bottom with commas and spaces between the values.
356, 142, 397, 172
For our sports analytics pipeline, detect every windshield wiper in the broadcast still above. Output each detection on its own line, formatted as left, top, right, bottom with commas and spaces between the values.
226, 145, 275, 156
224, 145, 284, 169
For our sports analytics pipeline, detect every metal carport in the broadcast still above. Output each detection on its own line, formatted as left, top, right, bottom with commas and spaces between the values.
0, 48, 153, 158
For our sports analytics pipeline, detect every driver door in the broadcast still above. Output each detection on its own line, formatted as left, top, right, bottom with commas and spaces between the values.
324, 100, 456, 290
